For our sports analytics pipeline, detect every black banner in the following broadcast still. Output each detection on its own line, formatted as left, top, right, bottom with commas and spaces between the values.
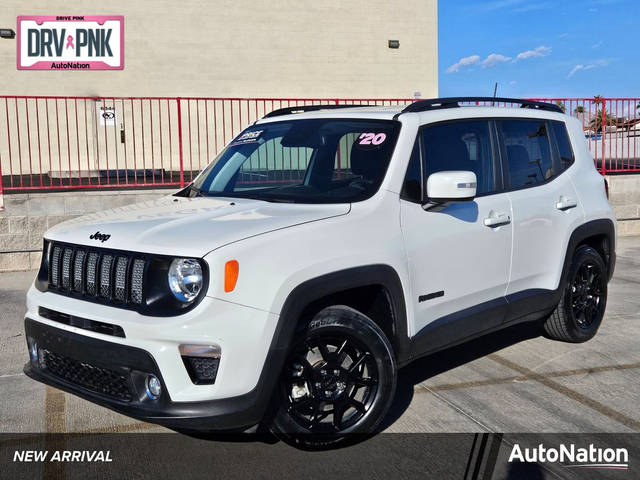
1, 433, 638, 479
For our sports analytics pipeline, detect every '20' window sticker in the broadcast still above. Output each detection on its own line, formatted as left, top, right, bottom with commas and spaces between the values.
355, 132, 387, 150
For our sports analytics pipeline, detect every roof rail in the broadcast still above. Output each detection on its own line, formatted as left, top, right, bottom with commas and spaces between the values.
262, 104, 371, 119
395, 97, 564, 117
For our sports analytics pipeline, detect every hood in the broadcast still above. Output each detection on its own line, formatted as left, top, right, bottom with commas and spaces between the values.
45, 196, 350, 257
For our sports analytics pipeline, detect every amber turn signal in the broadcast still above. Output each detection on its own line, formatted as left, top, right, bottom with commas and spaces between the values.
224, 260, 239, 292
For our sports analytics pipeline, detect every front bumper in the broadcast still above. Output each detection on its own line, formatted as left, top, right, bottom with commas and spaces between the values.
24, 318, 283, 430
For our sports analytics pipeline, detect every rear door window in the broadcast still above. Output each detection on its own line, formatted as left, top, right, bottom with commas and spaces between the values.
500, 120, 554, 189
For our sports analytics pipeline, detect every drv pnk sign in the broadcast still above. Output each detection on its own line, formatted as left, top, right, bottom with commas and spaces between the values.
17, 15, 124, 70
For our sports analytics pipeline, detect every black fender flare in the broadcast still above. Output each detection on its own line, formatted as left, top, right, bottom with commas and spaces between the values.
273, 264, 410, 363
558, 218, 616, 295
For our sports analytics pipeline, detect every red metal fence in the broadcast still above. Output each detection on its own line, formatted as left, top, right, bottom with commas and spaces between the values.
1, 96, 639, 195
533, 98, 640, 174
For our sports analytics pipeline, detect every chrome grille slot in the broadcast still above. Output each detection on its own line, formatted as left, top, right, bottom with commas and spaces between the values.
130, 259, 145, 304
73, 250, 86, 292
61, 248, 73, 290
99, 255, 114, 298
50, 246, 62, 287
86, 252, 99, 295
46, 242, 148, 309
114, 256, 129, 302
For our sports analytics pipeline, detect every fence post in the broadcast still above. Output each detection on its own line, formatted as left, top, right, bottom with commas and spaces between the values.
176, 97, 185, 187
601, 99, 607, 175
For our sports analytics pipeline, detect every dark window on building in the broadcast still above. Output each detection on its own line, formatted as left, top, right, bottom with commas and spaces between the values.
421, 120, 495, 195
551, 121, 575, 170
501, 120, 553, 189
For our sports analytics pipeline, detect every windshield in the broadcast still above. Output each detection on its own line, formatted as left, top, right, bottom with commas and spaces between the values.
182, 119, 400, 203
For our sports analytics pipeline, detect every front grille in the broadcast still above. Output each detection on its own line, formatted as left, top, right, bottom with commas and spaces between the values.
47, 242, 147, 307
38, 348, 133, 402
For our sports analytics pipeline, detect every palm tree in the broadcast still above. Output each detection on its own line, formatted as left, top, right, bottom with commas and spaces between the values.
573, 105, 587, 129
590, 95, 613, 133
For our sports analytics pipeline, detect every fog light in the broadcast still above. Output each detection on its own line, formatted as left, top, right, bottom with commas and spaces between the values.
146, 375, 162, 399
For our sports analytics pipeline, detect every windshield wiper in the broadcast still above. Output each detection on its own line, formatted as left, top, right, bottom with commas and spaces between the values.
237, 194, 296, 203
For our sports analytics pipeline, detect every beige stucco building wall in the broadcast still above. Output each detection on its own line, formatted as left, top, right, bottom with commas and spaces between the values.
0, 0, 438, 98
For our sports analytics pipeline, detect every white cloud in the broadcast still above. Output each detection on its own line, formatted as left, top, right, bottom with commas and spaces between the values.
514, 45, 552, 61
446, 45, 554, 74
592, 40, 603, 49
567, 59, 610, 78
446, 55, 481, 73
567, 64, 595, 78
482, 53, 512, 68
446, 52, 514, 73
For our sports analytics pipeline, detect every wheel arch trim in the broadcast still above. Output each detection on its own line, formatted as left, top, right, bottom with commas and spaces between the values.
275, 264, 410, 364
560, 218, 616, 291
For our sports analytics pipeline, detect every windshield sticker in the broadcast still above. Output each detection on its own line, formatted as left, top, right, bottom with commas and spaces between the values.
230, 130, 263, 146
356, 132, 387, 149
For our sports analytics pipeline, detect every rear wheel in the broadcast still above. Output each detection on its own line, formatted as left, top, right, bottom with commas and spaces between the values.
269, 305, 396, 449
544, 246, 607, 343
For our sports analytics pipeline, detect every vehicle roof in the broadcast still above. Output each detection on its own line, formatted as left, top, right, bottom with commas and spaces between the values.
255, 105, 570, 124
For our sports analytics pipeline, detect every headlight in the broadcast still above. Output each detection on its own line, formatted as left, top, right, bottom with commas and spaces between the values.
168, 258, 203, 302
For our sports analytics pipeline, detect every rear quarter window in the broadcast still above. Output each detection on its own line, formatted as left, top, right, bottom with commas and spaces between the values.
551, 121, 575, 171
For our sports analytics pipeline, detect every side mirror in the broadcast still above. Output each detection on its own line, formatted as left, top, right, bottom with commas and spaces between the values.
424, 171, 477, 210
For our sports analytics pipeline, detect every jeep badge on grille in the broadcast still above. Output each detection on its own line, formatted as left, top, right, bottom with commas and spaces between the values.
89, 231, 111, 242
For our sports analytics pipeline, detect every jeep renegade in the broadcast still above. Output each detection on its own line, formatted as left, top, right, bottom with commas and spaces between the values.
24, 97, 616, 447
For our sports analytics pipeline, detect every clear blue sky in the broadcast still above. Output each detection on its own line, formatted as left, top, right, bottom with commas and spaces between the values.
438, 0, 637, 99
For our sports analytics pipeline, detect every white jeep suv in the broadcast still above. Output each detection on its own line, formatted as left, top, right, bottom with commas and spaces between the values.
24, 97, 616, 447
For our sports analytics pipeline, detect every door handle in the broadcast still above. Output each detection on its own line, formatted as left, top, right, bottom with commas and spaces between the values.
556, 196, 577, 211
484, 211, 511, 228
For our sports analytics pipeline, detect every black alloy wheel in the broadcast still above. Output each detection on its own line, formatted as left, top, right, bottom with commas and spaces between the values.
569, 260, 605, 329
283, 334, 379, 433
543, 246, 608, 343
269, 305, 396, 448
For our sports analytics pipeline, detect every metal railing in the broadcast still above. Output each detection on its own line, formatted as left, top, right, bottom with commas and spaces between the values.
0, 96, 412, 194
1, 96, 639, 196
531, 98, 640, 174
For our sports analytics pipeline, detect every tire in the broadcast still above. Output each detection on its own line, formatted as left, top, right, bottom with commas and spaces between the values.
544, 246, 607, 343
269, 305, 396, 449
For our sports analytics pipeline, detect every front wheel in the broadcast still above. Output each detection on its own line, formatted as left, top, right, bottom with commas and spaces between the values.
544, 246, 608, 343
269, 305, 396, 449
